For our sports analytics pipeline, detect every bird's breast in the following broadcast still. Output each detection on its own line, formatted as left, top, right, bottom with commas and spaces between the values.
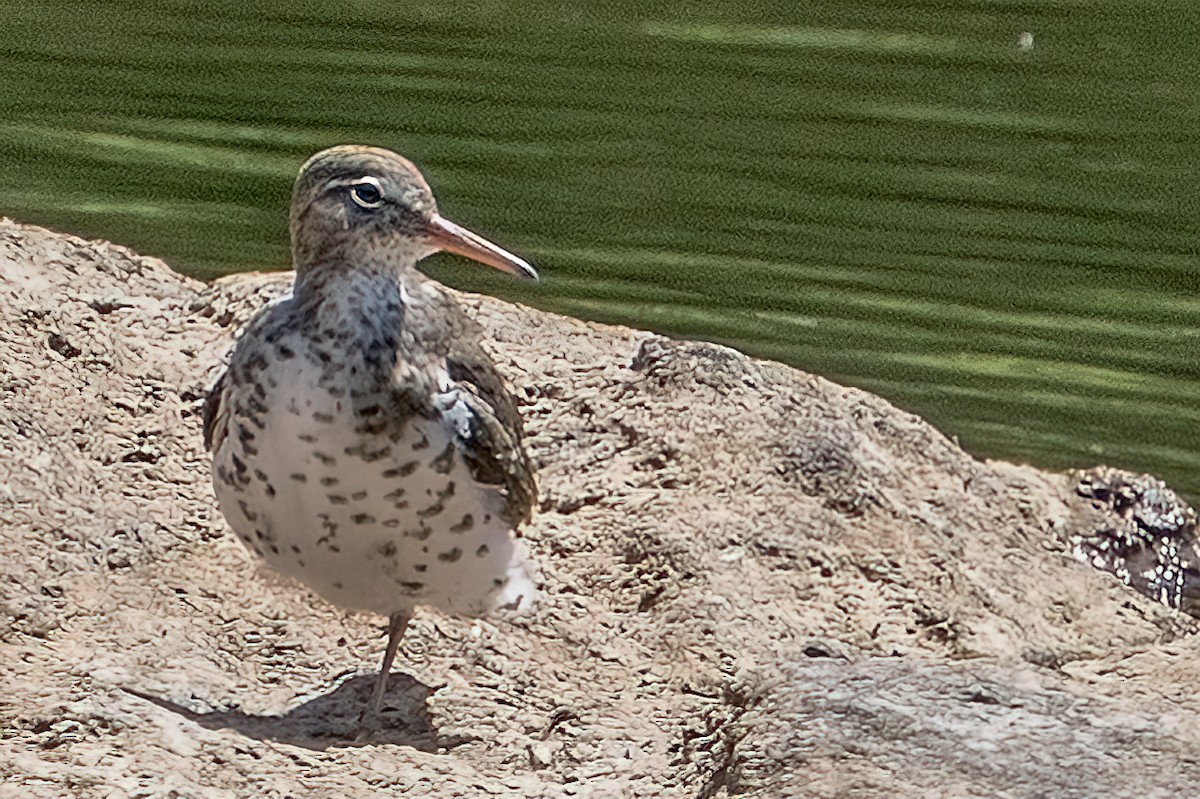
210, 333, 535, 618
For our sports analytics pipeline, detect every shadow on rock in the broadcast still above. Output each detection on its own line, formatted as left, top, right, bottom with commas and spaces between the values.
122, 674, 451, 751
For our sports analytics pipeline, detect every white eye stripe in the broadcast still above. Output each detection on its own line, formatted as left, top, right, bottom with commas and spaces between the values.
349, 176, 385, 209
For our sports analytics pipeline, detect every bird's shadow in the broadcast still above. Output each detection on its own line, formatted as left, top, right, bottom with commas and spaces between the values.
123, 674, 467, 752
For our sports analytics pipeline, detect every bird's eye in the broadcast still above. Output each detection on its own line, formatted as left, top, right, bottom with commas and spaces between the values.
349, 177, 385, 209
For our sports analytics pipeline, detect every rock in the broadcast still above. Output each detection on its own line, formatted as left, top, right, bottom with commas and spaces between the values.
1073, 466, 1200, 615
1, 217, 1199, 797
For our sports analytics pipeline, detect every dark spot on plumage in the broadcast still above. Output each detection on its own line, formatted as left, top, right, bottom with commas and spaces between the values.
328, 494, 348, 505
382, 518, 401, 528
394, 499, 409, 510
313, 451, 336, 466
290, 472, 307, 483
253, 468, 268, 482
364, 341, 398, 371
235, 353, 269, 385
378, 541, 397, 558
365, 445, 392, 462
299, 433, 317, 444
438, 482, 456, 500
476, 544, 489, 557
231, 453, 248, 475
217, 465, 230, 483
320, 476, 338, 487
298, 559, 305, 567
399, 581, 424, 592
328, 386, 345, 397
313, 411, 334, 424
264, 483, 276, 498
345, 441, 392, 462
359, 404, 382, 417
414, 563, 427, 573
329, 544, 341, 552
269, 544, 279, 555
245, 395, 268, 416
248, 414, 265, 430
418, 501, 445, 519
408, 524, 432, 541
277, 344, 295, 359
437, 548, 462, 563
384, 487, 406, 501
411, 433, 430, 451
352, 513, 376, 525
355, 419, 387, 435
316, 350, 332, 363
451, 514, 475, 533
431, 443, 455, 474
493, 577, 507, 588
351, 490, 368, 501
238, 532, 251, 543
382, 461, 419, 479
252, 382, 266, 399
291, 545, 301, 554
333, 580, 343, 589
238, 499, 257, 522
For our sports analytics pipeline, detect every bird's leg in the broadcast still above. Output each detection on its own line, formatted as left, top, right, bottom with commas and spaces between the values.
363, 610, 412, 720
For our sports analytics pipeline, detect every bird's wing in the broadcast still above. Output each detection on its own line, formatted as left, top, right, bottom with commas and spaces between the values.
440, 343, 537, 524
398, 286, 536, 524
202, 369, 232, 452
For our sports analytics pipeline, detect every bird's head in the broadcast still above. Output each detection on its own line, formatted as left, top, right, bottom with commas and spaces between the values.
289, 145, 538, 282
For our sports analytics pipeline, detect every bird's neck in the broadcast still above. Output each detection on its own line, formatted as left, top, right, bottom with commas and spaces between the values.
289, 258, 415, 354
291, 232, 431, 291
292, 253, 415, 299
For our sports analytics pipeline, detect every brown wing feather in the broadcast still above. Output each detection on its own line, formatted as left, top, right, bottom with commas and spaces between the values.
444, 345, 537, 524
400, 283, 536, 523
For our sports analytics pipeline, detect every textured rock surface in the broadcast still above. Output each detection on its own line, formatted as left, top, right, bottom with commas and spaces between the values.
2, 217, 1199, 798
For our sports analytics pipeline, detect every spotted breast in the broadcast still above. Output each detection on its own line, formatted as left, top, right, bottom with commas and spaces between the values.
206, 270, 536, 618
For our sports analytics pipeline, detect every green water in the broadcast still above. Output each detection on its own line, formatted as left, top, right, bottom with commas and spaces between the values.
3, 1, 1200, 495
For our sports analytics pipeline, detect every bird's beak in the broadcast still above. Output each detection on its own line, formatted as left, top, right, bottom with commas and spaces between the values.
425, 214, 539, 281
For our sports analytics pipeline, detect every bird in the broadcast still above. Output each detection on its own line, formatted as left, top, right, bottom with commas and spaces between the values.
202, 144, 539, 723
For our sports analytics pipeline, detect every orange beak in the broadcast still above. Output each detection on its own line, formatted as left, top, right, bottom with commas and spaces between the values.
425, 214, 539, 281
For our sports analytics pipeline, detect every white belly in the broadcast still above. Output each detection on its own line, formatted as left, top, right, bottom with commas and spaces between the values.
212, 355, 535, 618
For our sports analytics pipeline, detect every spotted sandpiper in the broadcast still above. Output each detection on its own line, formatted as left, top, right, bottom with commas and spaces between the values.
203, 145, 539, 722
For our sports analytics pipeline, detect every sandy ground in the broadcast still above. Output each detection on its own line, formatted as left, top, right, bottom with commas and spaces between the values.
2, 218, 1200, 798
